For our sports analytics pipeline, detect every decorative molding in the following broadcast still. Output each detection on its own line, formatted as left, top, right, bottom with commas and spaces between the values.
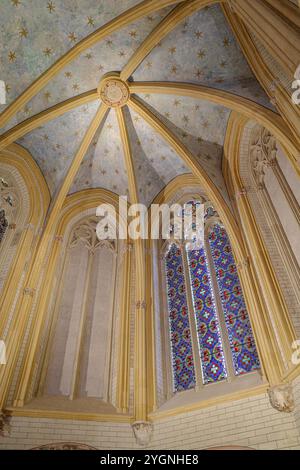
4, 406, 132, 423
32, 442, 97, 450
132, 421, 153, 446
268, 383, 295, 413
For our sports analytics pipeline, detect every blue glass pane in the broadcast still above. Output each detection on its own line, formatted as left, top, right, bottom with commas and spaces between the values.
165, 244, 196, 391
208, 224, 260, 375
187, 248, 227, 384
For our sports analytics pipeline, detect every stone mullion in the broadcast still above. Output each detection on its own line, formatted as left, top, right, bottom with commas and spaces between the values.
204, 236, 236, 381
182, 243, 204, 391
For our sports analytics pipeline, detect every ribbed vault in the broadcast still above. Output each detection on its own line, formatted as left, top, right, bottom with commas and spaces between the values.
0, 0, 294, 213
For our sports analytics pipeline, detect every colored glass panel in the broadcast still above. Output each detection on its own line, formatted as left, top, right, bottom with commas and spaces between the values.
165, 244, 196, 391
187, 247, 227, 384
208, 224, 260, 375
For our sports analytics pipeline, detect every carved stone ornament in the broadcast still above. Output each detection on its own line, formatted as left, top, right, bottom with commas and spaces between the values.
132, 421, 153, 446
0, 412, 11, 437
98, 76, 130, 108
268, 383, 295, 413
250, 127, 278, 189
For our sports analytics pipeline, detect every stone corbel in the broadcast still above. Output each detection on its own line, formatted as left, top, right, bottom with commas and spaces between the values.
268, 383, 295, 413
0, 411, 11, 437
132, 421, 153, 446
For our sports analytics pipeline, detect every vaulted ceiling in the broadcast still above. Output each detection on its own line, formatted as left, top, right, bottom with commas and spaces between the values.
0, 1, 271, 206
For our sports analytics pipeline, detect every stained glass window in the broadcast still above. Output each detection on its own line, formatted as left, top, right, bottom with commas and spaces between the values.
187, 247, 227, 384
208, 224, 260, 375
165, 244, 196, 391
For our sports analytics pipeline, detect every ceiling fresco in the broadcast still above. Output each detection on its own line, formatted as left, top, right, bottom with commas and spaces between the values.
70, 109, 129, 198
0, 0, 142, 111
133, 4, 271, 108
1, 1, 273, 206
18, 100, 99, 195
1, 6, 172, 132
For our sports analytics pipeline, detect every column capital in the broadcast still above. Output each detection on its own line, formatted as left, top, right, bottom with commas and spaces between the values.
268, 383, 295, 413
132, 421, 153, 446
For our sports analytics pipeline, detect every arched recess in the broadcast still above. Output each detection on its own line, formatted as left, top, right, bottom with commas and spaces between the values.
11, 189, 132, 416
0, 143, 50, 342
223, 112, 299, 378
146, 174, 285, 415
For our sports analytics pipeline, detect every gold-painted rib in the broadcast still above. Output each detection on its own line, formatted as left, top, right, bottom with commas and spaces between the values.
0, 0, 185, 130
0, 90, 98, 152
116, 107, 148, 422
120, 0, 216, 81
116, 107, 139, 203
128, 94, 245, 258
129, 81, 300, 173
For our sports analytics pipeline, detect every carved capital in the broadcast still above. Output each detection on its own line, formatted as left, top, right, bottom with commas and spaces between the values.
0, 412, 11, 437
268, 383, 295, 413
136, 300, 147, 310
132, 421, 153, 446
